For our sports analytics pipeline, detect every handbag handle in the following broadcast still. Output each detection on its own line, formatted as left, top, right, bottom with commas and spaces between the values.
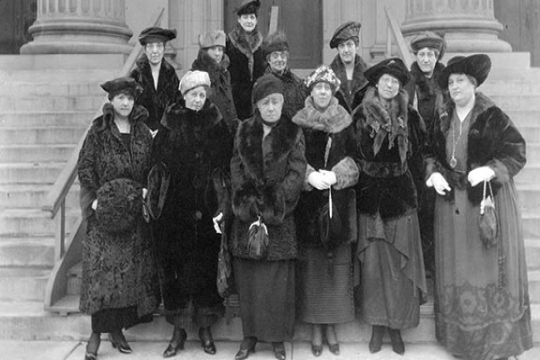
481, 180, 495, 214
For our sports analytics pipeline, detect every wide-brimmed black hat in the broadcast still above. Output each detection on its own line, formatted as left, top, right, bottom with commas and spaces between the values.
262, 32, 289, 58
236, 0, 260, 16
410, 31, 446, 60
329, 21, 361, 49
146, 163, 170, 220
138, 27, 177, 45
95, 178, 143, 234
364, 57, 411, 86
100, 77, 143, 100
438, 54, 491, 89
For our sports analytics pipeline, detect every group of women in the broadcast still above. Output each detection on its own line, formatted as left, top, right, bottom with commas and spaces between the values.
76, 1, 533, 360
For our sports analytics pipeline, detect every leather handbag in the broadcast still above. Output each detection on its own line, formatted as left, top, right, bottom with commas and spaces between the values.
247, 216, 269, 260
479, 180, 497, 248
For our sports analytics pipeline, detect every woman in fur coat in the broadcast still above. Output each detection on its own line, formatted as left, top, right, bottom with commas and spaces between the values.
426, 54, 532, 360
151, 71, 234, 358
353, 58, 427, 355
230, 74, 306, 360
77, 77, 160, 360
226, 0, 266, 120
293, 66, 359, 357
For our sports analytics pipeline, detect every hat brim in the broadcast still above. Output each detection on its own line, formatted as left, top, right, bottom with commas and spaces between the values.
438, 54, 491, 89
365, 66, 410, 87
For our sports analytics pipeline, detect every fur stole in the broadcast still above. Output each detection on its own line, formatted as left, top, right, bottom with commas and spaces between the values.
264, 66, 301, 84
228, 24, 263, 79
192, 49, 231, 93
161, 99, 222, 138
93, 103, 148, 133
134, 54, 177, 84
293, 97, 351, 134
360, 86, 409, 164
330, 54, 369, 105
410, 61, 445, 101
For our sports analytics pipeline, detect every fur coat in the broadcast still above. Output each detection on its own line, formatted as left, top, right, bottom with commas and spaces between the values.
292, 96, 359, 248
425, 92, 526, 205
226, 24, 266, 120
330, 54, 370, 113
264, 66, 308, 119
230, 113, 307, 260
353, 86, 424, 219
130, 54, 180, 131
191, 49, 239, 134
77, 103, 160, 316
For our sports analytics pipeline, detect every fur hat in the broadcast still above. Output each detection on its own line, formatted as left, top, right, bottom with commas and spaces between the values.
329, 21, 361, 49
146, 163, 170, 220
199, 30, 226, 49
138, 27, 177, 45
236, 0, 260, 16
179, 70, 211, 95
100, 77, 143, 100
410, 31, 446, 60
365, 57, 411, 86
305, 65, 341, 93
95, 178, 143, 234
262, 32, 289, 58
252, 74, 284, 105
438, 54, 491, 89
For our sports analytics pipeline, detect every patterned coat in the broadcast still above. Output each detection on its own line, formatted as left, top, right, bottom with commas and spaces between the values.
77, 103, 160, 316
230, 113, 307, 260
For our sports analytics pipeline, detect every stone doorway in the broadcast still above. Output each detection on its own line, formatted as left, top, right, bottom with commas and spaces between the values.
0, 0, 37, 54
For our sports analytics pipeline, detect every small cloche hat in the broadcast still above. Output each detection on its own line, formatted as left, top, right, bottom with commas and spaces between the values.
329, 21, 361, 49
364, 57, 411, 86
199, 30, 226, 49
100, 77, 143, 100
236, 0, 260, 16
138, 27, 177, 45
305, 65, 341, 93
179, 70, 211, 95
410, 31, 446, 60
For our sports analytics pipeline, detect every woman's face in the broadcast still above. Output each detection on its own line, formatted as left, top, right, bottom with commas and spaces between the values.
256, 93, 284, 124
448, 73, 476, 107
238, 14, 257, 32
144, 41, 165, 66
206, 46, 224, 63
311, 82, 333, 110
111, 92, 134, 119
416, 47, 438, 76
337, 39, 357, 65
184, 86, 207, 111
268, 51, 288, 73
376, 74, 400, 101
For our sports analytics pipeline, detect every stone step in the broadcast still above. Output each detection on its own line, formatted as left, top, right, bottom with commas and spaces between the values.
486, 94, 540, 111
0, 96, 104, 112
0, 82, 107, 97
506, 110, 540, 128
0, 144, 76, 163
517, 183, 540, 213
0, 208, 78, 237
0, 54, 125, 70
0, 163, 65, 184
525, 239, 540, 270
0, 111, 95, 128
0, 268, 50, 302
0, 236, 54, 268
0, 69, 120, 83
482, 80, 540, 95
0, 184, 79, 209
514, 165, 540, 186
0, 127, 86, 145
522, 211, 540, 239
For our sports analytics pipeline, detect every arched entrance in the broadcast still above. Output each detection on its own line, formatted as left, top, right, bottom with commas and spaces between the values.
0, 0, 36, 54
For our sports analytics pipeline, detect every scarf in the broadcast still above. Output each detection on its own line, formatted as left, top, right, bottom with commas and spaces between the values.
228, 24, 263, 80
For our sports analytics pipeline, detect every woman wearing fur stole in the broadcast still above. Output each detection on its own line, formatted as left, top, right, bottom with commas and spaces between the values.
353, 58, 427, 355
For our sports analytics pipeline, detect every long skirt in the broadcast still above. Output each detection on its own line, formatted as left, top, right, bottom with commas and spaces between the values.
297, 244, 354, 324
91, 306, 153, 333
233, 258, 295, 342
434, 184, 533, 360
356, 211, 426, 329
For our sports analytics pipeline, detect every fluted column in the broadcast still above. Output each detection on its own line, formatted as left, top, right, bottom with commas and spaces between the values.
21, 0, 133, 54
401, 0, 511, 52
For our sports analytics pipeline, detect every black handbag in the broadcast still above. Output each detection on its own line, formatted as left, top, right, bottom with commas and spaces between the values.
318, 188, 343, 250
217, 222, 234, 298
247, 216, 269, 260
479, 180, 498, 248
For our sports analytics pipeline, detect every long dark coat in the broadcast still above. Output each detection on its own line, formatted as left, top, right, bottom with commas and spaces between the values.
151, 99, 233, 313
264, 66, 308, 119
230, 113, 307, 261
226, 24, 266, 120
77, 103, 160, 317
330, 54, 369, 113
191, 50, 239, 134
130, 55, 180, 131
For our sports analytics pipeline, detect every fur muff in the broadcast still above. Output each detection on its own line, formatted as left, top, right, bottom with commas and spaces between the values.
330, 53, 369, 113
427, 92, 526, 205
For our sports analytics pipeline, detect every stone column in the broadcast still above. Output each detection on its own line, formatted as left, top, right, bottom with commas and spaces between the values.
21, 0, 133, 54
401, 0, 511, 53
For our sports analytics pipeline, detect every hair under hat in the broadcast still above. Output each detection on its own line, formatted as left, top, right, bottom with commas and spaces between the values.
437, 54, 491, 89
199, 30, 226, 49
329, 21, 361, 49
179, 70, 211, 95
252, 74, 284, 105
138, 27, 177, 45
100, 77, 143, 100
364, 57, 411, 86
305, 65, 341, 93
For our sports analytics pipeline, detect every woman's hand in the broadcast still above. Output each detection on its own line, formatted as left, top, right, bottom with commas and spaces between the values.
467, 166, 495, 187
308, 171, 331, 190
91, 199, 98, 210
213, 212, 223, 234
319, 170, 337, 187
426, 172, 451, 195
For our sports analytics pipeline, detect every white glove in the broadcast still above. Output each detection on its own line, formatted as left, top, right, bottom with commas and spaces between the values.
91, 199, 98, 210
319, 170, 337, 187
426, 172, 451, 196
213, 212, 223, 234
142, 188, 148, 199
150, 129, 158, 138
308, 171, 331, 190
467, 166, 495, 187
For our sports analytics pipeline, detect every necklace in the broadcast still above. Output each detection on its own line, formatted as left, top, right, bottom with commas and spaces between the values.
450, 119, 464, 169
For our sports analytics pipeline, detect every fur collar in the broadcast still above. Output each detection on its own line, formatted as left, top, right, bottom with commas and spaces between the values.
410, 61, 445, 100
228, 24, 263, 79
264, 66, 301, 84
237, 114, 300, 181
437, 91, 495, 136
161, 99, 222, 131
135, 54, 176, 78
93, 103, 148, 132
361, 86, 409, 163
292, 97, 351, 133
192, 50, 231, 93
330, 54, 369, 95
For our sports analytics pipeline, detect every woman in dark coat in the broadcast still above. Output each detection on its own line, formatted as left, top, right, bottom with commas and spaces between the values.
353, 58, 427, 355
192, 29, 239, 134
293, 65, 359, 357
230, 74, 306, 360
151, 70, 234, 358
77, 77, 160, 360
426, 54, 532, 360
226, 0, 266, 120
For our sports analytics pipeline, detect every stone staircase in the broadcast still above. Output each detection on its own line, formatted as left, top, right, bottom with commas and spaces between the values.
0, 53, 539, 349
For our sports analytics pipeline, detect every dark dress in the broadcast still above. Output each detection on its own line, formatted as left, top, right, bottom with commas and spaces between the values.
330, 54, 369, 113
151, 99, 233, 326
77, 104, 160, 332
230, 112, 306, 341
426, 92, 532, 360
264, 66, 308, 119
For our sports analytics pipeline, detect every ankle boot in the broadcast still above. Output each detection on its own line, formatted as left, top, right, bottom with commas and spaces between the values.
389, 328, 405, 355
369, 325, 385, 353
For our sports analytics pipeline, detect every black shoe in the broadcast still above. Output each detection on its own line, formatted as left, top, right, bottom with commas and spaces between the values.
85, 332, 100, 360
311, 324, 323, 357
369, 325, 385, 354
84, 352, 97, 360
272, 342, 286, 360
389, 328, 405, 355
163, 328, 187, 358
324, 324, 340, 355
235, 337, 257, 360
108, 332, 132, 354
311, 343, 322, 357
198, 327, 216, 355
